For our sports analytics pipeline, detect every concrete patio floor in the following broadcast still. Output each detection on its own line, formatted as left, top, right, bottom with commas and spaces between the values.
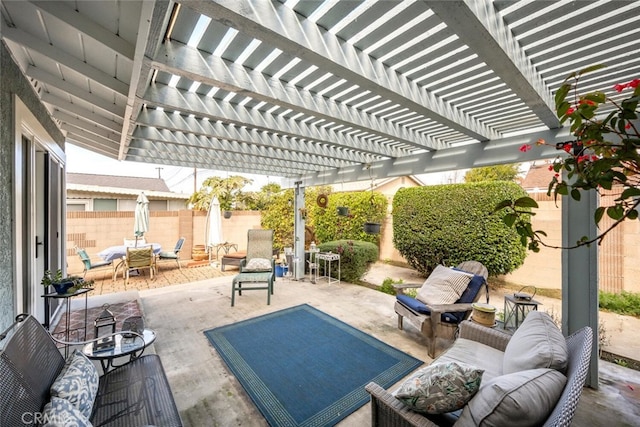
70, 269, 640, 427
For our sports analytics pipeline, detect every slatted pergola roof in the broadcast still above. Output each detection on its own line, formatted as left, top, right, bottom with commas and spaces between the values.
2, 0, 639, 185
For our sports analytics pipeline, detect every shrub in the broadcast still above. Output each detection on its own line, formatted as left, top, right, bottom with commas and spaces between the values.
599, 291, 640, 317
393, 182, 528, 277
379, 277, 404, 295
317, 240, 378, 283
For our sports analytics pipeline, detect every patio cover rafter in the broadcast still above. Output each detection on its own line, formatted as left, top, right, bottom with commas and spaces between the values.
184, 0, 496, 143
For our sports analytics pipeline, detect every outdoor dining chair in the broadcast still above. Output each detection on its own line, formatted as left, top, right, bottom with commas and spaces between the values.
156, 237, 186, 270
75, 247, 113, 279
124, 246, 155, 285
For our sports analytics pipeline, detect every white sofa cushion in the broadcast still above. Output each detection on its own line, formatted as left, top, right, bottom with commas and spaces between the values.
394, 362, 484, 414
417, 265, 472, 305
455, 368, 567, 427
503, 311, 568, 374
437, 338, 505, 381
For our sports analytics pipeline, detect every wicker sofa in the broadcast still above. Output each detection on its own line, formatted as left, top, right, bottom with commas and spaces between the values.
366, 313, 593, 427
0, 314, 182, 426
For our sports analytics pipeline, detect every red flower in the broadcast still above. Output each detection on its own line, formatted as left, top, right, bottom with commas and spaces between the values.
579, 99, 596, 106
566, 107, 575, 115
519, 144, 532, 152
629, 79, 640, 88
577, 155, 590, 163
548, 165, 553, 171
563, 144, 572, 153
554, 173, 560, 178
614, 83, 626, 93
626, 122, 632, 130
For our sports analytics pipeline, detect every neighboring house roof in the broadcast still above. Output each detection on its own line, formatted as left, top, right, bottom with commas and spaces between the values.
521, 163, 554, 191
66, 173, 189, 200
331, 176, 425, 193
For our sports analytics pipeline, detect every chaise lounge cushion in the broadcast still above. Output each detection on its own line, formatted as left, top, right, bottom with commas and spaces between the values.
42, 396, 93, 427
395, 362, 484, 414
455, 368, 567, 427
503, 311, 568, 374
244, 257, 272, 272
417, 265, 472, 305
50, 350, 99, 418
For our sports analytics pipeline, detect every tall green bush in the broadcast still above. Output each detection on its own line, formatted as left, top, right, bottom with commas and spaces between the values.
312, 191, 387, 244
317, 240, 378, 283
393, 182, 528, 276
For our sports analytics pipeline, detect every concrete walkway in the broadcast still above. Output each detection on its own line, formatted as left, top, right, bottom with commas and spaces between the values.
68, 261, 640, 426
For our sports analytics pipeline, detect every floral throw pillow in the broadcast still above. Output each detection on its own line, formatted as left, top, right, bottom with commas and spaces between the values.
50, 350, 99, 418
394, 362, 484, 414
244, 258, 272, 271
42, 397, 93, 427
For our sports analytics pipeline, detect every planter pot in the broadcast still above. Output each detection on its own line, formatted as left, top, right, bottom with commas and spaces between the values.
337, 206, 349, 216
192, 244, 208, 261
52, 281, 74, 295
223, 211, 233, 219
363, 222, 381, 234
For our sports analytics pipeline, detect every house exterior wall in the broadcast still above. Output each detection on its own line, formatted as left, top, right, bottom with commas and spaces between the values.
1, 42, 66, 330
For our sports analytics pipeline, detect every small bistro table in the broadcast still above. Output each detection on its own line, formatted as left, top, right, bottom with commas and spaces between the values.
82, 329, 156, 373
42, 287, 93, 358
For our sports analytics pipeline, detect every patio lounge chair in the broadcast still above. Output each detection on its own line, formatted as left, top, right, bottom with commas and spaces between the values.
231, 229, 275, 306
156, 237, 186, 270
394, 261, 489, 358
124, 246, 155, 285
75, 246, 113, 279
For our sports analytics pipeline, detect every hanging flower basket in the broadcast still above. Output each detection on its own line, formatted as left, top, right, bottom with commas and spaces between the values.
337, 206, 349, 216
363, 222, 381, 234
223, 210, 232, 219
316, 194, 328, 208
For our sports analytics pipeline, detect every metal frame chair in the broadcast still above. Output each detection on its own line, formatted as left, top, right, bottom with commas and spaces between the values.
124, 246, 155, 285
75, 246, 113, 279
156, 237, 185, 270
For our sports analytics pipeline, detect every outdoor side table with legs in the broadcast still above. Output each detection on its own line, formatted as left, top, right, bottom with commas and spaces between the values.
82, 329, 156, 373
231, 272, 274, 306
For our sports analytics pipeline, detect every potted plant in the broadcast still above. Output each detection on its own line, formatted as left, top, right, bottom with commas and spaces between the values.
41, 269, 93, 295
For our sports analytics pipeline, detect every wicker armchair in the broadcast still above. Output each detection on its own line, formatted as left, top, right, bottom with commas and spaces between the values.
366, 321, 593, 427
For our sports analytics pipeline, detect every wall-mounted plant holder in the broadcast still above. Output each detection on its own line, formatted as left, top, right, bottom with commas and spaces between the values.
337, 206, 349, 216
363, 222, 381, 234
223, 210, 233, 219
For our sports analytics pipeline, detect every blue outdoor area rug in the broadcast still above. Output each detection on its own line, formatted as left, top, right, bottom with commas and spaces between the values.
204, 304, 423, 427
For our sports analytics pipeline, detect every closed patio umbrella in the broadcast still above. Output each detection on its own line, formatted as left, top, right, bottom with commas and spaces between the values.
206, 196, 224, 259
134, 192, 149, 246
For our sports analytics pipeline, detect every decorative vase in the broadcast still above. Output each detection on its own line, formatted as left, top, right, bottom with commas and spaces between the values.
363, 222, 381, 234
337, 206, 349, 216
223, 210, 232, 219
192, 244, 208, 261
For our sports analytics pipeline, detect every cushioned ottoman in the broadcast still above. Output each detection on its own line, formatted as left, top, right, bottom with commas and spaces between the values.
221, 252, 246, 271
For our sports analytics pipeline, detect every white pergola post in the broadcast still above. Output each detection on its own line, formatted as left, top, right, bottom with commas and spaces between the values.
293, 182, 306, 280
562, 186, 599, 388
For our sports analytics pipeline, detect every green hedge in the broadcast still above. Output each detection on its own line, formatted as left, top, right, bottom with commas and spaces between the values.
312, 191, 387, 244
317, 240, 378, 283
393, 182, 528, 277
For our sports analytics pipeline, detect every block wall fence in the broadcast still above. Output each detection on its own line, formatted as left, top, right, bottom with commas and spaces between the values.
66, 198, 640, 293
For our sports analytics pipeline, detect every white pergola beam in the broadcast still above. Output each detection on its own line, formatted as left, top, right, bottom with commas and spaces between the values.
427, 1, 559, 128
188, 0, 497, 142
152, 42, 433, 151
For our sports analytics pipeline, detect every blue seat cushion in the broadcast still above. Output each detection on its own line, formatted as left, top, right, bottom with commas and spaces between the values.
396, 273, 486, 324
